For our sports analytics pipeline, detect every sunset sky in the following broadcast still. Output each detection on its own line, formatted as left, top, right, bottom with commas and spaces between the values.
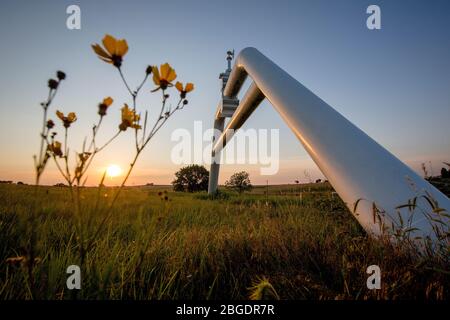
0, 0, 449, 186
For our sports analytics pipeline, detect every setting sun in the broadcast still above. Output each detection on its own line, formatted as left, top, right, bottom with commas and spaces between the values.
106, 164, 122, 178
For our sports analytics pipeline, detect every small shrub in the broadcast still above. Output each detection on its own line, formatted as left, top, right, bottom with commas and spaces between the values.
225, 171, 252, 194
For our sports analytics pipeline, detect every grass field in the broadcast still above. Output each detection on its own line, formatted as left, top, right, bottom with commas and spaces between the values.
0, 183, 448, 300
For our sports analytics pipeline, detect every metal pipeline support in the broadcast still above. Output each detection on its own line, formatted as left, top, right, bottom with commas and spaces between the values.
213, 83, 265, 154
207, 116, 225, 194
208, 47, 449, 242
208, 83, 264, 195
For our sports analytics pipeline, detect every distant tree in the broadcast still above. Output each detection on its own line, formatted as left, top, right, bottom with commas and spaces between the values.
54, 183, 67, 187
315, 179, 322, 183
441, 168, 450, 179
294, 180, 299, 184
225, 171, 252, 194
16, 181, 24, 185
172, 165, 209, 192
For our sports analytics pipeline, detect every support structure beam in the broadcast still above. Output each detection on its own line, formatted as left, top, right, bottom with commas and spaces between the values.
208, 116, 224, 194
213, 83, 265, 154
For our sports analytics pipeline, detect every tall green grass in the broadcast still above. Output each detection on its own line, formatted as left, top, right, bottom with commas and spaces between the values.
0, 184, 448, 299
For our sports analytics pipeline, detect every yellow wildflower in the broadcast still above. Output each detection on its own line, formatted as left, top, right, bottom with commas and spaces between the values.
47, 141, 63, 157
119, 104, 141, 131
91, 34, 128, 68
152, 63, 177, 91
56, 111, 77, 128
98, 96, 114, 116
175, 82, 194, 99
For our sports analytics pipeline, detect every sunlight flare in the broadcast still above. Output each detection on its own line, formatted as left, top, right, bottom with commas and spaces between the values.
106, 164, 122, 178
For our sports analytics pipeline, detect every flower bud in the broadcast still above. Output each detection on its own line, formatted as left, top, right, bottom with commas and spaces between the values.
119, 122, 128, 131
146, 65, 153, 75
46, 120, 55, 129
48, 79, 59, 90
56, 71, 66, 80
98, 103, 108, 116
